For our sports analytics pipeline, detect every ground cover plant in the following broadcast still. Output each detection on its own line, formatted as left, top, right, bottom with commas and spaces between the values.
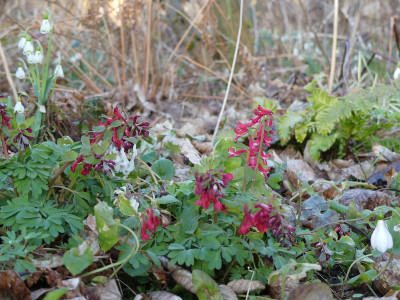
2, 1, 400, 300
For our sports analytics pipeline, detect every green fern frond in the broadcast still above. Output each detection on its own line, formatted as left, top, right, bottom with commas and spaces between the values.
308, 133, 339, 161
277, 110, 307, 145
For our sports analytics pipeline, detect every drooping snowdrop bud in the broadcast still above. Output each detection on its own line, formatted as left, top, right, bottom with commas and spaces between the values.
54, 63, 64, 78
18, 34, 26, 49
34, 47, 43, 64
27, 52, 36, 64
371, 219, 393, 253
40, 13, 51, 35
15, 64, 25, 79
14, 98, 25, 114
394, 63, 400, 80
23, 36, 34, 56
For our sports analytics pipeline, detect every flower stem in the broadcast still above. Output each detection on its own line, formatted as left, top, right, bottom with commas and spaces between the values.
341, 253, 373, 297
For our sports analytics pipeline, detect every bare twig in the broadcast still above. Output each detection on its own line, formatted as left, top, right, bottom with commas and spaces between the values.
328, 0, 339, 95
0, 40, 18, 102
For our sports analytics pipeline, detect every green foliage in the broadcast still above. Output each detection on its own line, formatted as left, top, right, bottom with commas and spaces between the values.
277, 81, 400, 160
192, 269, 223, 300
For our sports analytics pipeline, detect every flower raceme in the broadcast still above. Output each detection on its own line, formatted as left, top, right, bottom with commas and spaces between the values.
194, 169, 233, 212
141, 207, 168, 241
238, 203, 295, 237
371, 220, 393, 253
92, 107, 149, 151
228, 105, 273, 178
70, 107, 149, 177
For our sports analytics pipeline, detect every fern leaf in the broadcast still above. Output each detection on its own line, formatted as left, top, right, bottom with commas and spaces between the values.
277, 110, 306, 145
308, 133, 339, 161
294, 123, 309, 143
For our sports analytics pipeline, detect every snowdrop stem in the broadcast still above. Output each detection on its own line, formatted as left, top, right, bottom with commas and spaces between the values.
40, 20, 53, 103
29, 63, 37, 85
372, 251, 393, 281
341, 253, 373, 297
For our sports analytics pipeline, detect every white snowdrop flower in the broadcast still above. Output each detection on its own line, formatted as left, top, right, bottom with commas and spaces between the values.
394, 64, 400, 80
27, 52, 36, 64
23, 37, 34, 55
371, 220, 393, 253
70, 53, 82, 64
18, 34, 26, 49
14, 98, 24, 113
40, 14, 51, 34
34, 48, 43, 64
394, 224, 400, 232
54, 63, 64, 78
15, 64, 25, 79
293, 48, 299, 56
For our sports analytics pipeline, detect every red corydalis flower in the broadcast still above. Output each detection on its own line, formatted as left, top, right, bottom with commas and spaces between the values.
238, 203, 295, 237
141, 207, 168, 241
228, 105, 273, 179
92, 107, 150, 151
194, 169, 233, 212
0, 102, 12, 130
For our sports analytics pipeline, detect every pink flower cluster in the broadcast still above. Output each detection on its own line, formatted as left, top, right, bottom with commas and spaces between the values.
70, 107, 149, 176
141, 207, 168, 241
0, 102, 12, 130
238, 203, 295, 237
194, 169, 233, 212
92, 107, 149, 151
228, 105, 273, 178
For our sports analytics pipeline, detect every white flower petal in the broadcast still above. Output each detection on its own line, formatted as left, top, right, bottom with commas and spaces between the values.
54, 64, 64, 78
34, 51, 43, 64
14, 101, 25, 113
15, 67, 25, 79
23, 41, 34, 56
40, 19, 51, 34
371, 220, 393, 253
18, 37, 26, 49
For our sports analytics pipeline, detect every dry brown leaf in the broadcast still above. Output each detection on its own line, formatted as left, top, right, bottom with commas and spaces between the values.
97, 279, 122, 300
269, 276, 301, 299
219, 284, 238, 300
285, 159, 317, 189
151, 265, 167, 284
0, 271, 31, 300
171, 269, 195, 293
372, 144, 400, 162
148, 291, 182, 300
373, 255, 400, 295
192, 141, 213, 154
313, 180, 339, 200
178, 138, 202, 165
226, 279, 265, 294
339, 189, 391, 211
84, 214, 98, 235
30, 254, 64, 269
